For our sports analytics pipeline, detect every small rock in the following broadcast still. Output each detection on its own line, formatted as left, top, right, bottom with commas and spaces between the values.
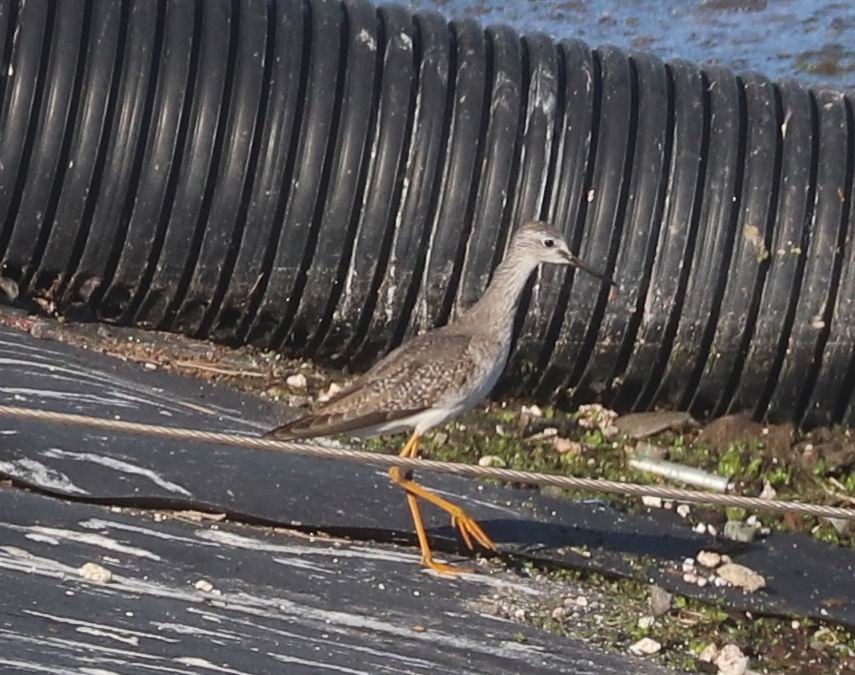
577, 403, 619, 437
522, 404, 543, 418
432, 431, 449, 445
714, 643, 749, 675
637, 615, 655, 629
551, 606, 567, 621
759, 481, 777, 500
143, 362, 158, 371
716, 563, 766, 592
693, 522, 707, 534
723, 520, 758, 543
285, 373, 308, 389
697, 550, 722, 569
683, 572, 698, 584
696, 576, 708, 588
194, 579, 215, 593
0, 276, 19, 300
682, 557, 696, 572
641, 495, 663, 508
827, 517, 851, 536
478, 455, 507, 468
79, 562, 112, 584
649, 586, 672, 616
615, 410, 695, 438
698, 642, 719, 663
575, 595, 589, 608
676, 504, 691, 518
552, 437, 582, 455
629, 637, 661, 656
317, 382, 343, 402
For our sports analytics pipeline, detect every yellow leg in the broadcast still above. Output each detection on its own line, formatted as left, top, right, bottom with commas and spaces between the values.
389, 433, 497, 575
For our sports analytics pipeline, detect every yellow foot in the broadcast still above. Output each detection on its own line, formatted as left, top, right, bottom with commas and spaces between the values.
450, 508, 498, 553
422, 557, 475, 576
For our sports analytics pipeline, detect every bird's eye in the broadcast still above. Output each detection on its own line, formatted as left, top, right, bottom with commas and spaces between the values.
544, 239, 555, 248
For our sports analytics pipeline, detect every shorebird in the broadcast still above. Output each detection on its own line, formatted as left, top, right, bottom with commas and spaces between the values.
266, 221, 613, 574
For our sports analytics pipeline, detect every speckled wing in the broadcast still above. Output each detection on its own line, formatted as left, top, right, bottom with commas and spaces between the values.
265, 332, 475, 439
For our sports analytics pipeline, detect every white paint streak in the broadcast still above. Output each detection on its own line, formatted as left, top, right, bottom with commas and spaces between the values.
197, 530, 419, 564
0, 387, 135, 408
150, 622, 240, 642
0, 457, 89, 494
42, 448, 192, 496
272, 557, 334, 575
24, 611, 178, 643
24, 533, 60, 545
4, 525, 161, 561
269, 653, 370, 674
75, 626, 140, 646
78, 519, 217, 547
173, 657, 253, 675
0, 659, 80, 675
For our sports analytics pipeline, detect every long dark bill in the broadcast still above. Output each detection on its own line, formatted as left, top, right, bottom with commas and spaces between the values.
565, 251, 617, 287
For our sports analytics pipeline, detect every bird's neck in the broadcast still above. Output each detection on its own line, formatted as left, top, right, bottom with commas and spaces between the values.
458, 253, 536, 335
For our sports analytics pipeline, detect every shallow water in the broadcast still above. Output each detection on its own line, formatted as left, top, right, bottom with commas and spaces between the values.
379, 0, 855, 90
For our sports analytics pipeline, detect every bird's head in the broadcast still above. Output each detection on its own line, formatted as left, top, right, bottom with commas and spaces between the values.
510, 221, 615, 285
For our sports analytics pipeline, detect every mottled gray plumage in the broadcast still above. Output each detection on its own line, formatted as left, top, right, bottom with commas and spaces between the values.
267, 221, 612, 441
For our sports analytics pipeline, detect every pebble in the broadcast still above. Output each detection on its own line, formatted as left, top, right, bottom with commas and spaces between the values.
698, 642, 719, 663
575, 595, 589, 608
649, 586, 672, 616
715, 644, 749, 675
716, 563, 766, 592
759, 481, 777, 500
697, 550, 722, 569
696, 576, 708, 588
521, 404, 543, 418
641, 495, 663, 508
693, 523, 707, 534
629, 637, 662, 656
317, 382, 343, 402
552, 437, 582, 455
637, 615, 655, 629
551, 606, 567, 621
194, 579, 215, 593
478, 455, 507, 468
79, 562, 112, 584
682, 557, 695, 572
676, 504, 691, 518
285, 373, 308, 389
723, 521, 759, 543
682, 572, 698, 584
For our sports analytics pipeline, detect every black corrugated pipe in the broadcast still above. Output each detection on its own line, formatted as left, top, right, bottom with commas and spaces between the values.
0, 0, 853, 428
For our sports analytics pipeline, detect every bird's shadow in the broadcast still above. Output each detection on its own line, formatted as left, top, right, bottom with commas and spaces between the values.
430, 517, 740, 562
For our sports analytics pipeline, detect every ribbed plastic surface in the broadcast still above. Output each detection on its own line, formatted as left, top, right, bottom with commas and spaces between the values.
0, 0, 853, 426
